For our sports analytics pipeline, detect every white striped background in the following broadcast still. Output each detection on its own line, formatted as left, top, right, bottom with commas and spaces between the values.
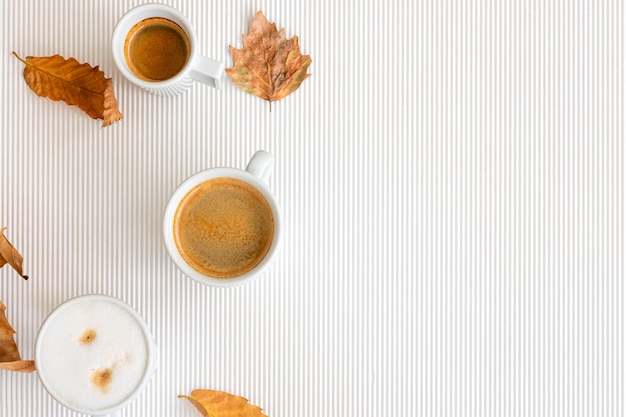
1, 0, 623, 416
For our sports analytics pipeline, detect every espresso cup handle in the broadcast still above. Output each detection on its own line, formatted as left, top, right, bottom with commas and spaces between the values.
190, 55, 224, 89
246, 151, 274, 184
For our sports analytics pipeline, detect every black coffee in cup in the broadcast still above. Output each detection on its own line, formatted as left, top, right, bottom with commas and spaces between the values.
173, 177, 275, 278
124, 17, 190, 81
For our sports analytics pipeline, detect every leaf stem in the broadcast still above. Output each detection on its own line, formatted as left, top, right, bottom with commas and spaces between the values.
12, 51, 27, 64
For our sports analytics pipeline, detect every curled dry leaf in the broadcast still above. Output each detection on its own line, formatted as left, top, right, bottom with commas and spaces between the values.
0, 301, 35, 373
13, 52, 123, 127
226, 10, 312, 111
0, 227, 28, 280
179, 389, 268, 417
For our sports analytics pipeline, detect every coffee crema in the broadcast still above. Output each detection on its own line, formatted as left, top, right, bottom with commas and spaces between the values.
124, 17, 190, 81
173, 177, 274, 279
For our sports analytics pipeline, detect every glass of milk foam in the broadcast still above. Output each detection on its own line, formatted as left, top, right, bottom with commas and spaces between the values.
35, 294, 158, 416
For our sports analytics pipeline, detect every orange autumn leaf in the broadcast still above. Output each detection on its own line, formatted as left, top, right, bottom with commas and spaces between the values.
179, 389, 268, 417
226, 11, 311, 110
0, 227, 28, 280
0, 301, 35, 373
13, 52, 123, 127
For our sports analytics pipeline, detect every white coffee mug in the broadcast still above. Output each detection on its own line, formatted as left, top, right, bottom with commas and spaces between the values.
35, 294, 158, 417
163, 151, 281, 287
112, 3, 224, 95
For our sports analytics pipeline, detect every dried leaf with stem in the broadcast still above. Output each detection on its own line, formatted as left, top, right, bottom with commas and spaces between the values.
226, 11, 312, 111
13, 52, 123, 127
179, 389, 268, 417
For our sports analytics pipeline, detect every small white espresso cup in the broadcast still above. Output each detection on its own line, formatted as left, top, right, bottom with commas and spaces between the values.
112, 3, 224, 95
163, 151, 281, 287
35, 294, 158, 417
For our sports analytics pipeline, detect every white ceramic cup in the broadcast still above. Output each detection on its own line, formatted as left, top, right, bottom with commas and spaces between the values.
163, 151, 281, 287
112, 3, 224, 95
35, 294, 158, 417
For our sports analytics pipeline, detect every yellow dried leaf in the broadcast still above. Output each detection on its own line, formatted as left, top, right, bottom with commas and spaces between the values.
0, 301, 35, 373
226, 10, 311, 111
0, 227, 27, 280
13, 52, 123, 127
179, 389, 268, 417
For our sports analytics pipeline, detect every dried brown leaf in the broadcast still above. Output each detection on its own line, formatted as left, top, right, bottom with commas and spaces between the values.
0, 301, 35, 373
226, 11, 311, 110
179, 389, 268, 417
0, 227, 27, 280
13, 52, 123, 127
0, 359, 36, 373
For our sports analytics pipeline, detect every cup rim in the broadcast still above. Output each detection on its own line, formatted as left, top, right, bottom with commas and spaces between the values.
34, 294, 157, 416
111, 3, 198, 89
163, 167, 281, 288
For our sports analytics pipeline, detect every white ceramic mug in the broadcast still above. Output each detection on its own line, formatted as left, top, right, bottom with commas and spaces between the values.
35, 294, 158, 417
163, 151, 281, 287
112, 3, 224, 95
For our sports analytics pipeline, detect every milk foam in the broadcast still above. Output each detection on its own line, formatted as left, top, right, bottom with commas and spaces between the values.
37, 299, 149, 412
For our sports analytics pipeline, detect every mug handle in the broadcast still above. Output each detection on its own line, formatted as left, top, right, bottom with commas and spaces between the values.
190, 55, 224, 89
246, 151, 274, 184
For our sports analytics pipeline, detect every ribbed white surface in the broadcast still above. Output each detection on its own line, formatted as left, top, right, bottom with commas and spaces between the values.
1, 0, 623, 416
